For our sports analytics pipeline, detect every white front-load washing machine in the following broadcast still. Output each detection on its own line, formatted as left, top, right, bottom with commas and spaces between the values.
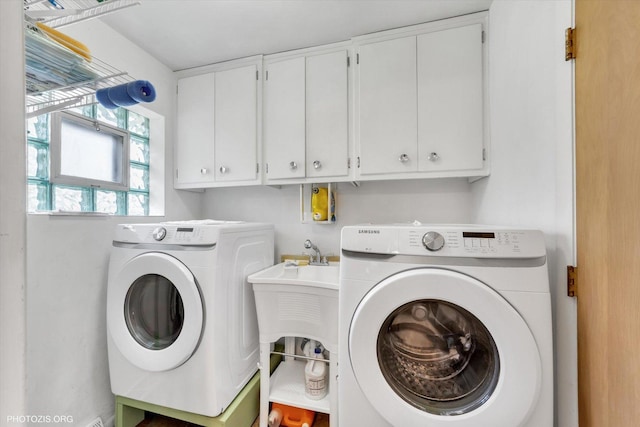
107, 220, 274, 417
339, 224, 553, 427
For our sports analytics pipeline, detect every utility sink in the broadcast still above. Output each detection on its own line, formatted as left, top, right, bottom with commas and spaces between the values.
248, 262, 339, 290
248, 262, 340, 350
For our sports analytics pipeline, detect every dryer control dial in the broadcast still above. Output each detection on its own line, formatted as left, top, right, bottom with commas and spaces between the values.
422, 231, 445, 251
152, 227, 167, 241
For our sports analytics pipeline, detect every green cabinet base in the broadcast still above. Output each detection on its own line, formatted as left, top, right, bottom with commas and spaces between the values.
115, 355, 280, 427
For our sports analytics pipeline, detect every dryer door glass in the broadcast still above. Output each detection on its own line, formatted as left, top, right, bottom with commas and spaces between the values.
125, 274, 184, 350
377, 300, 500, 415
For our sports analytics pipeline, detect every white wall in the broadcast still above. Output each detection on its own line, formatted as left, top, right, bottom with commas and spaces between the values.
472, 1, 576, 426
0, 1, 27, 425
25, 20, 201, 427
203, 179, 473, 259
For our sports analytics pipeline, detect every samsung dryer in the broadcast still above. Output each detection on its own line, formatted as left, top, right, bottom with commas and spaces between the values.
107, 220, 274, 416
338, 224, 553, 427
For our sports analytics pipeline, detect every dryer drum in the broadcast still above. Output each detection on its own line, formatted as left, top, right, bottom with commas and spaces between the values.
124, 274, 185, 351
377, 300, 500, 409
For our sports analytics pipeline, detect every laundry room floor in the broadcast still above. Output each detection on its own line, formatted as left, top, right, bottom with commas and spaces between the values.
135, 412, 329, 427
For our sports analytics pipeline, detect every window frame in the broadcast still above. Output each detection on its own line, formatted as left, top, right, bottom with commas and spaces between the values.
49, 110, 131, 192
27, 104, 155, 216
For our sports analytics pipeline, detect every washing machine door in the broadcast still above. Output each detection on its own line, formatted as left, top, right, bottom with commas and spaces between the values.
107, 252, 204, 372
349, 268, 541, 426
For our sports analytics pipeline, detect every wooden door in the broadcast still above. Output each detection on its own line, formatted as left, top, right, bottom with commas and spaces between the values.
214, 64, 258, 182
575, 0, 640, 425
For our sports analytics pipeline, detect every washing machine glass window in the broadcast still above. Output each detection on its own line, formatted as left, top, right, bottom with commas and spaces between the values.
377, 299, 500, 416
125, 274, 185, 350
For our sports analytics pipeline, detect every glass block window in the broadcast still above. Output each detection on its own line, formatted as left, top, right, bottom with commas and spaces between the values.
27, 106, 150, 216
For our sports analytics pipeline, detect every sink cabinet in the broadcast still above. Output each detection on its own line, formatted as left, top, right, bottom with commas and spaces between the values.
248, 264, 339, 427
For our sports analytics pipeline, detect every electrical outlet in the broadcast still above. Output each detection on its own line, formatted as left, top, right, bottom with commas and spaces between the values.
85, 417, 104, 427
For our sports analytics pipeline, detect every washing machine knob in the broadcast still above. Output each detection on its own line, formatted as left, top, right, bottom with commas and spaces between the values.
422, 231, 445, 251
152, 227, 167, 241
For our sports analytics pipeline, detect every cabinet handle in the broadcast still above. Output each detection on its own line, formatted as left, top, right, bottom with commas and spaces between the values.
399, 154, 410, 163
219, 166, 228, 174
200, 168, 208, 174
313, 160, 322, 170
289, 161, 298, 171
427, 152, 440, 162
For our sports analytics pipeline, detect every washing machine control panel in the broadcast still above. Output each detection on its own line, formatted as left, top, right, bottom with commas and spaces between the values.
422, 231, 445, 251
342, 225, 546, 259
152, 226, 167, 241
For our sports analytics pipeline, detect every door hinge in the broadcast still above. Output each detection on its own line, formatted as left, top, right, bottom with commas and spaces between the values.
481, 30, 486, 44
356, 53, 360, 65
266, 163, 269, 174
256, 70, 259, 80
265, 70, 269, 81
482, 148, 487, 161
567, 265, 577, 297
357, 156, 361, 168
565, 27, 576, 61
347, 56, 350, 67
348, 157, 351, 169
256, 163, 259, 173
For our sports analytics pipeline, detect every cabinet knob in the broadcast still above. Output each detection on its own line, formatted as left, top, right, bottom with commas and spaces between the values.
200, 168, 208, 174
219, 166, 228, 174
289, 161, 298, 171
399, 154, 410, 163
313, 160, 322, 170
427, 152, 440, 162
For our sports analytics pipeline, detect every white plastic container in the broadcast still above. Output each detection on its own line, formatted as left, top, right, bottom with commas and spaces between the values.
268, 407, 283, 427
304, 347, 327, 400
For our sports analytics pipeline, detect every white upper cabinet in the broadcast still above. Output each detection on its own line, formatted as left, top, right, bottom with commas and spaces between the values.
175, 56, 262, 189
175, 73, 215, 186
263, 56, 306, 180
306, 50, 349, 179
417, 23, 484, 173
214, 64, 259, 182
357, 36, 417, 175
174, 12, 488, 189
263, 43, 350, 184
354, 12, 489, 180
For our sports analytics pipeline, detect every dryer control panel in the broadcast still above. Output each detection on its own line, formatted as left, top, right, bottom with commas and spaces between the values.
113, 223, 219, 245
341, 225, 546, 259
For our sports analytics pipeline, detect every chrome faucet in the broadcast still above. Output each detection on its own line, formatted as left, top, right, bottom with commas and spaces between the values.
304, 239, 329, 265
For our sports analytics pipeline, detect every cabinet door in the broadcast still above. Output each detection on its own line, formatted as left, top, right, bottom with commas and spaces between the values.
214, 65, 258, 182
357, 36, 417, 175
306, 50, 349, 179
176, 73, 215, 185
264, 57, 306, 180
417, 24, 484, 172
